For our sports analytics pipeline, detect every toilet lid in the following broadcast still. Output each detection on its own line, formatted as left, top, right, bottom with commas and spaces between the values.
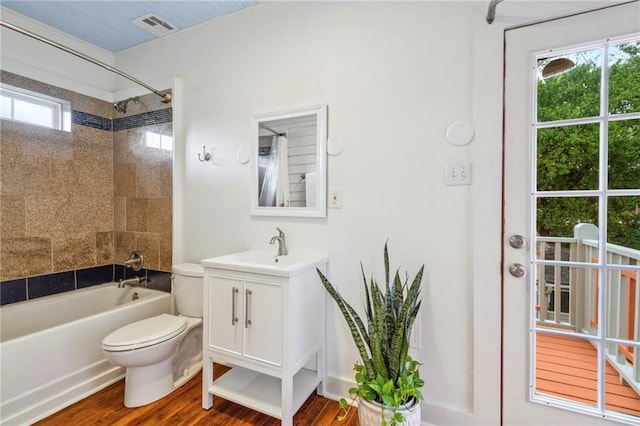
103, 314, 187, 352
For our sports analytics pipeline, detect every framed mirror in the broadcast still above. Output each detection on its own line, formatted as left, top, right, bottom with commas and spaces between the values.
250, 104, 327, 217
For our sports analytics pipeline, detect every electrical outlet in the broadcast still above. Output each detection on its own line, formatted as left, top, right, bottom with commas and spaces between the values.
329, 188, 342, 208
446, 163, 471, 186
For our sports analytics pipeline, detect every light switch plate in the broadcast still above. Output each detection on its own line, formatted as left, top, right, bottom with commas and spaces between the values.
446, 163, 471, 185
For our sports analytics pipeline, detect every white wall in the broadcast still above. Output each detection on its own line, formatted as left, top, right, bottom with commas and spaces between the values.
2, 2, 505, 424
115, 2, 494, 423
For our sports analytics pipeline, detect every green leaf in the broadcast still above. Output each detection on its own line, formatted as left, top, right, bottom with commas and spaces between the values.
392, 412, 405, 422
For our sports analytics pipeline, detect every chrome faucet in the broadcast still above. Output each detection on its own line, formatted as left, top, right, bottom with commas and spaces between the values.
118, 276, 146, 288
123, 250, 143, 272
269, 227, 288, 256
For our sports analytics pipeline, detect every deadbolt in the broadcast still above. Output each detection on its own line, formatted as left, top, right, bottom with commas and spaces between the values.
509, 234, 526, 249
509, 263, 527, 278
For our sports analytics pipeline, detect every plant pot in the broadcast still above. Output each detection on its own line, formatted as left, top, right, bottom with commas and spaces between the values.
357, 397, 421, 426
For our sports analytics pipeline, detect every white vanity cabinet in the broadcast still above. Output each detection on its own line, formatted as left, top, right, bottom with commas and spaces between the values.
208, 273, 283, 365
201, 251, 328, 426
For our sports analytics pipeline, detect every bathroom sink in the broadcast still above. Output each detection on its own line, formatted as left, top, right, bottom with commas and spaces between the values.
201, 250, 328, 277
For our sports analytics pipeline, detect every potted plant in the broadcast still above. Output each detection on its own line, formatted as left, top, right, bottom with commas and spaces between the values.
316, 243, 424, 426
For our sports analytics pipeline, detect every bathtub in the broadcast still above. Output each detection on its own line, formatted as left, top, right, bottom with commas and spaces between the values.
0, 282, 171, 425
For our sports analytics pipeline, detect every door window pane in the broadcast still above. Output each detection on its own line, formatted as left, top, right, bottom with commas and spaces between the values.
537, 48, 602, 122
605, 359, 640, 417
536, 196, 599, 238
609, 41, 640, 115
534, 265, 599, 336
537, 124, 600, 191
535, 333, 598, 408
607, 196, 640, 252
608, 119, 640, 190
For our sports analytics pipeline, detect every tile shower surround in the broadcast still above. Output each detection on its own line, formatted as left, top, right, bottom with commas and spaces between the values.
0, 265, 172, 305
0, 72, 173, 301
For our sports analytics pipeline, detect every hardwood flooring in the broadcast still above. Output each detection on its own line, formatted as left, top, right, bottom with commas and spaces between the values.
36, 364, 359, 425
536, 333, 640, 417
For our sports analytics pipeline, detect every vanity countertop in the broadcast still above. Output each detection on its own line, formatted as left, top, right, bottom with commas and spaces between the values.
201, 250, 328, 277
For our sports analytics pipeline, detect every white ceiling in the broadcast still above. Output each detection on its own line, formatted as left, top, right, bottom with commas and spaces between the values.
0, 1, 634, 53
1, 1, 258, 53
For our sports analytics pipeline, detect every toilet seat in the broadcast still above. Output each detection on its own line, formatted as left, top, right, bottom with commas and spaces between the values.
103, 314, 188, 352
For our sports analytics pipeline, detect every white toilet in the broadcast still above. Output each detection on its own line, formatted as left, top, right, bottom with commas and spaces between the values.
102, 263, 204, 407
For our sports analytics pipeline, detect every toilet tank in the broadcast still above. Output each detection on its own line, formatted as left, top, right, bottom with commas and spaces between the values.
171, 263, 204, 317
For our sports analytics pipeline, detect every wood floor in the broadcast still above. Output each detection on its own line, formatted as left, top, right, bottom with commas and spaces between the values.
35, 364, 360, 425
536, 332, 640, 417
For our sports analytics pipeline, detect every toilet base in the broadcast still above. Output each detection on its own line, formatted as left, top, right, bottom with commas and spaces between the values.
123, 357, 203, 407
124, 358, 174, 407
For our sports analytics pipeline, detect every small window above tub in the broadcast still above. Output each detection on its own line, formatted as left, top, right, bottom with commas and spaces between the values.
0, 83, 71, 132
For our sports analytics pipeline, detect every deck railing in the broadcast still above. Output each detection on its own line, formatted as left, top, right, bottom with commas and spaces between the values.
536, 223, 640, 395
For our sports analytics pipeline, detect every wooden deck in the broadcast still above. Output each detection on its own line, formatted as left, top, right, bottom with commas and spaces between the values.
536, 332, 640, 417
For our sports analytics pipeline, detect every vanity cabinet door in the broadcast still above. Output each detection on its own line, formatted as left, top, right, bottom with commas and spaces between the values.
208, 274, 243, 356
243, 278, 282, 366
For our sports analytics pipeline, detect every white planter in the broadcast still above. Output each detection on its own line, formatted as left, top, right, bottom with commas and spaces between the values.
357, 397, 421, 426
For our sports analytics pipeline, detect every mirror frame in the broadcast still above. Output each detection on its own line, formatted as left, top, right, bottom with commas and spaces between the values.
250, 103, 327, 218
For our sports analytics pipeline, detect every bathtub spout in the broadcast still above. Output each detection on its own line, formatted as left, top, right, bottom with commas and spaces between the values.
119, 276, 146, 288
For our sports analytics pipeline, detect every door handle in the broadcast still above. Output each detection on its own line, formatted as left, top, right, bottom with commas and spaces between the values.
231, 287, 239, 325
245, 289, 252, 328
509, 263, 527, 278
509, 234, 527, 249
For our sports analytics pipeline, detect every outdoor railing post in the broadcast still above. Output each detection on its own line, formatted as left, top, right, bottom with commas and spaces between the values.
574, 224, 599, 332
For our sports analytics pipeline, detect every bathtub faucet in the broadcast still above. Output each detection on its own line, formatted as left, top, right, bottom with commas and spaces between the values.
269, 227, 288, 256
118, 276, 146, 288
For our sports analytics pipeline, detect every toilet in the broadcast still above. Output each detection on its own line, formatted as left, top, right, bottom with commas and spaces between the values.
102, 263, 204, 407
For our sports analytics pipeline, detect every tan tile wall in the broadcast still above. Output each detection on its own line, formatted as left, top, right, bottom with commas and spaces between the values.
0, 72, 173, 281
113, 94, 173, 271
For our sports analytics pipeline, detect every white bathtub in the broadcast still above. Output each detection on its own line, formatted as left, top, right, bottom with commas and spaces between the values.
0, 282, 171, 425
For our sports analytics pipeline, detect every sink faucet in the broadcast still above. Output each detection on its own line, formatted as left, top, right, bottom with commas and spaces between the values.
118, 276, 146, 288
269, 227, 288, 256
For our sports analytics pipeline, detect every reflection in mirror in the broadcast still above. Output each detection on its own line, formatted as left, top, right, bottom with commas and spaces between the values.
251, 104, 327, 217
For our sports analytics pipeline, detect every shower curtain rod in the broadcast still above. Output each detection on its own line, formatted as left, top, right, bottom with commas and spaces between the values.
259, 123, 286, 137
0, 20, 171, 103
486, 0, 504, 24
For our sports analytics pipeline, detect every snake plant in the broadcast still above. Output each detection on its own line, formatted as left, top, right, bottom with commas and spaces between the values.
316, 243, 424, 425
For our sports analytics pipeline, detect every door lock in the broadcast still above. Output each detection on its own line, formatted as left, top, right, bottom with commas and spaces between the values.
509, 234, 527, 249
509, 263, 527, 278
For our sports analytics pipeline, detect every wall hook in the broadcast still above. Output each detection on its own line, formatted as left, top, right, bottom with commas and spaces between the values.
198, 146, 211, 162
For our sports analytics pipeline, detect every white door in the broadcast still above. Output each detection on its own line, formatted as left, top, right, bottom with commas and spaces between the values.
503, 3, 640, 425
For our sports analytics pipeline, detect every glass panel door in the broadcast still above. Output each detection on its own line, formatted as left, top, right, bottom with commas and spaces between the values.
503, 3, 640, 424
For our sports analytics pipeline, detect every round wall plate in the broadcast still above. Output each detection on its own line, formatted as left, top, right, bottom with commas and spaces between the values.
327, 134, 344, 156
446, 120, 475, 146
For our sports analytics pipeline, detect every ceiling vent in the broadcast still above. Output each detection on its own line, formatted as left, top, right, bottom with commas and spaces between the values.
132, 13, 179, 37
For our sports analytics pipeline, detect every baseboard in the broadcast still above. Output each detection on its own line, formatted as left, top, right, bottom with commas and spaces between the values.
1, 362, 124, 425
322, 374, 473, 426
